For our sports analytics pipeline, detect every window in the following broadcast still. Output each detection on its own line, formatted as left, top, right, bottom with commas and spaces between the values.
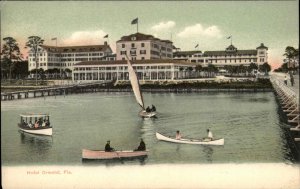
120, 51, 127, 55
131, 37, 136, 41
122, 44, 125, 48
141, 43, 145, 47
130, 50, 136, 56
141, 57, 145, 60
140, 50, 146, 54
131, 43, 135, 48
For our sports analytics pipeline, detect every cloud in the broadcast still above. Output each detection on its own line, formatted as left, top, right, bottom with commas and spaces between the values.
61, 30, 108, 46
151, 21, 176, 32
177, 24, 222, 39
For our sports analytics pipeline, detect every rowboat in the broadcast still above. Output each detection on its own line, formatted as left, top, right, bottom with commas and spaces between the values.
156, 132, 224, 145
82, 149, 148, 160
18, 113, 52, 136
126, 55, 157, 118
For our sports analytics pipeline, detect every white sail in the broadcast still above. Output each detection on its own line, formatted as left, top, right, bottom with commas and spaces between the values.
126, 56, 144, 109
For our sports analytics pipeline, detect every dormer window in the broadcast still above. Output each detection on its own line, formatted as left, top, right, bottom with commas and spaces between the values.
131, 37, 136, 41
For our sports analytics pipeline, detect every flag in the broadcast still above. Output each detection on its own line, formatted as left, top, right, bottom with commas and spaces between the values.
103, 34, 108, 38
51, 37, 57, 40
131, 18, 138, 25
195, 44, 199, 48
227, 36, 232, 39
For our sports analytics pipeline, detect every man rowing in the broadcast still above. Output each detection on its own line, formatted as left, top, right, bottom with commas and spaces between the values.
105, 140, 115, 152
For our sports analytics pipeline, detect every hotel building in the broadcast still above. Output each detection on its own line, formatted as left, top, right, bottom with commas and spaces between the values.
28, 42, 113, 72
116, 33, 173, 61
173, 43, 268, 68
72, 59, 195, 82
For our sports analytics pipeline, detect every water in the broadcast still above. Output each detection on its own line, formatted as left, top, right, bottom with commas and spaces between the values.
1, 92, 296, 165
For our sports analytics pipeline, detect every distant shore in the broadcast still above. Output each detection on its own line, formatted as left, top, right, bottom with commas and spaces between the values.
1, 78, 273, 93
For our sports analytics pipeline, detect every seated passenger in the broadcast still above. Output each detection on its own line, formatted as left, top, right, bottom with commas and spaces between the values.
42, 120, 46, 127
146, 106, 151, 112
175, 130, 182, 140
134, 138, 146, 151
151, 104, 156, 112
105, 141, 115, 152
34, 121, 39, 128
28, 121, 33, 128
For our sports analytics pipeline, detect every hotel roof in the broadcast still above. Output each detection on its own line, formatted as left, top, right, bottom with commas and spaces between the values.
74, 59, 194, 66
173, 51, 202, 57
117, 32, 172, 43
256, 43, 268, 50
203, 50, 257, 56
40, 44, 112, 53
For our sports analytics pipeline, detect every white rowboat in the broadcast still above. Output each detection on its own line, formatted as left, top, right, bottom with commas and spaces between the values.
82, 149, 148, 160
156, 132, 224, 145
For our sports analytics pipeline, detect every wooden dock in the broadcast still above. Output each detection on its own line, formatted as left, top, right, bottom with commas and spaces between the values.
1, 81, 113, 101
270, 75, 300, 142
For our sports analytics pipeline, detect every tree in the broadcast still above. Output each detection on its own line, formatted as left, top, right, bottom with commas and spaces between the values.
283, 46, 297, 69
25, 36, 44, 85
13, 61, 29, 79
259, 62, 271, 74
1, 37, 22, 82
248, 63, 258, 75
64, 68, 72, 78
195, 65, 202, 78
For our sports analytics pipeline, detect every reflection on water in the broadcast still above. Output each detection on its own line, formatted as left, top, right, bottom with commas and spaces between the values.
19, 132, 53, 152
203, 146, 214, 163
82, 157, 147, 166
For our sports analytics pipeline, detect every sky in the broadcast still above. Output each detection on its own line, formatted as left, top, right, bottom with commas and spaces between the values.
1, 1, 299, 69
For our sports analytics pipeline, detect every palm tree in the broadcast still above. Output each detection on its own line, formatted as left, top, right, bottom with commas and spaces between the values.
25, 36, 44, 85
195, 65, 202, 78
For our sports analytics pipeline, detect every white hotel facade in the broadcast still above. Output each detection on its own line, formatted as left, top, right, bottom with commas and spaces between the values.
73, 59, 195, 82
173, 43, 268, 68
28, 42, 113, 72
116, 33, 173, 61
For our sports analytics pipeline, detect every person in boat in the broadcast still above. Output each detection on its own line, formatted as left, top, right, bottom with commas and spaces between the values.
151, 104, 156, 112
42, 120, 46, 127
105, 140, 115, 152
175, 130, 182, 140
22, 120, 27, 127
45, 119, 50, 127
34, 121, 39, 128
146, 106, 151, 113
207, 129, 213, 141
134, 138, 146, 151
28, 121, 33, 128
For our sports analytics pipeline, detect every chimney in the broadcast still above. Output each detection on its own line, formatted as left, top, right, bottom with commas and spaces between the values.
104, 41, 108, 46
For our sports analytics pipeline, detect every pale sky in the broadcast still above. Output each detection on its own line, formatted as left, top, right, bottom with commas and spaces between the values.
1, 1, 299, 68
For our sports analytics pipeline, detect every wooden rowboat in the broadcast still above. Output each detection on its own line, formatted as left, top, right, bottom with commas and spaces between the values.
156, 132, 224, 145
82, 149, 148, 160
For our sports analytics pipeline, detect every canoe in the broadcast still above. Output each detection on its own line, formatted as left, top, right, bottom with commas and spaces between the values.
18, 124, 52, 136
156, 132, 224, 145
139, 110, 157, 118
82, 149, 148, 160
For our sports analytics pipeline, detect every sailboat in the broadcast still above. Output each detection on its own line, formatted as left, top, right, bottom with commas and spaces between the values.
126, 56, 157, 118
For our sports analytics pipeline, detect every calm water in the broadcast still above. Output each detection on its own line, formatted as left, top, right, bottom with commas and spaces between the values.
1, 92, 296, 165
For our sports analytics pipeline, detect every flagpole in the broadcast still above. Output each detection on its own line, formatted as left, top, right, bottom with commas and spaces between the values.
137, 21, 139, 33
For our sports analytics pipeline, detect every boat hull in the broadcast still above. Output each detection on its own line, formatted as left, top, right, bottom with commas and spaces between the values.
156, 132, 224, 145
139, 110, 157, 118
82, 149, 148, 160
18, 124, 52, 136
